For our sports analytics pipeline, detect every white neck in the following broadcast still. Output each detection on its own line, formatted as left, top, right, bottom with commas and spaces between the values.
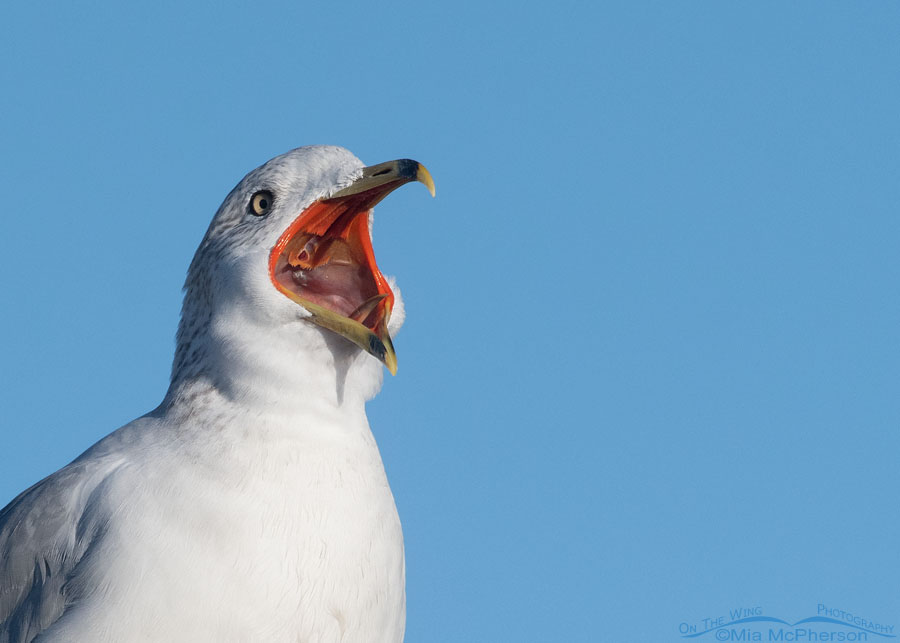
167, 299, 384, 420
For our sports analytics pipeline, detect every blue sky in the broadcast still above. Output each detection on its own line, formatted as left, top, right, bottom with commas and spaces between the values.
1, 1, 899, 640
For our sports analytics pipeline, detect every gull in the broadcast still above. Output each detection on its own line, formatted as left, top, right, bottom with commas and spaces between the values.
0, 145, 434, 643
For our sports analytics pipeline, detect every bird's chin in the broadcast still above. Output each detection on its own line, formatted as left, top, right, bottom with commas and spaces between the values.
268, 159, 434, 375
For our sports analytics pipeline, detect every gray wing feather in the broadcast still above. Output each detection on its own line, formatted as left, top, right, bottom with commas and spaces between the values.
0, 455, 121, 643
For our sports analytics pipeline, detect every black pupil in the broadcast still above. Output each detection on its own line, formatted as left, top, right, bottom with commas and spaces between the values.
257, 197, 268, 210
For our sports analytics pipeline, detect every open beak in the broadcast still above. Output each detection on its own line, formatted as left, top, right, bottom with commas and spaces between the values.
268, 159, 435, 375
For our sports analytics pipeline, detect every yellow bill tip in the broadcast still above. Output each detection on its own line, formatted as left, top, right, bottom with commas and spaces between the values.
416, 163, 436, 197
383, 335, 398, 375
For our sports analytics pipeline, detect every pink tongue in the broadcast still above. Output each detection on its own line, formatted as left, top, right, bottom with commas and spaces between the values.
296, 263, 376, 317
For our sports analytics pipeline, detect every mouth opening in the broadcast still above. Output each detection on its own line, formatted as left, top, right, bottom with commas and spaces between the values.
266, 158, 434, 374
269, 195, 395, 337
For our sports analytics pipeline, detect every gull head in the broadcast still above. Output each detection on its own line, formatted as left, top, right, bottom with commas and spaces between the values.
171, 145, 434, 402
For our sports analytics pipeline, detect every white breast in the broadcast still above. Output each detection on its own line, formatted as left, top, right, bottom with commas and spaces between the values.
36, 395, 406, 643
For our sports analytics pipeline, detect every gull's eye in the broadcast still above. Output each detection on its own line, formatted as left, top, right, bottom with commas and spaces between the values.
249, 190, 274, 217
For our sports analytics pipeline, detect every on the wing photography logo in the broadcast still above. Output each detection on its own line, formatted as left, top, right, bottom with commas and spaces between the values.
678, 603, 895, 641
